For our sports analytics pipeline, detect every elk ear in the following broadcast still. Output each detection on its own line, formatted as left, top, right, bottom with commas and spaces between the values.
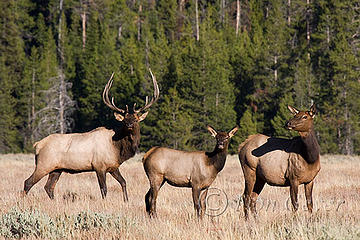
287, 105, 299, 115
207, 125, 217, 137
228, 126, 239, 138
309, 104, 316, 118
138, 111, 149, 122
114, 112, 124, 121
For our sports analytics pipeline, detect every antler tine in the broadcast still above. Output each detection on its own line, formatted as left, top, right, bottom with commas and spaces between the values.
111, 97, 120, 111
134, 68, 160, 113
102, 73, 114, 108
102, 72, 126, 113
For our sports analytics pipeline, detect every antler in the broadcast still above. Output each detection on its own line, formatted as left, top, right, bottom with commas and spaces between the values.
133, 68, 160, 113
102, 73, 126, 113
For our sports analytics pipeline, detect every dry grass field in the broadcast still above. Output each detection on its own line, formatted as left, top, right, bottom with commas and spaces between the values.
0, 153, 359, 239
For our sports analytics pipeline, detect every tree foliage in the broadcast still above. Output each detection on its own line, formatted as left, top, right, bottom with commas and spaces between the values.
0, 0, 359, 155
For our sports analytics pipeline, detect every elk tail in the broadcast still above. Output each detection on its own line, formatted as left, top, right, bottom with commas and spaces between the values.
142, 146, 160, 164
238, 134, 258, 153
33, 137, 48, 155
33, 141, 39, 149
32, 141, 40, 165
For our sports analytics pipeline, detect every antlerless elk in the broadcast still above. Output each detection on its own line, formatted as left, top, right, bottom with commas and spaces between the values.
238, 104, 320, 219
143, 126, 238, 218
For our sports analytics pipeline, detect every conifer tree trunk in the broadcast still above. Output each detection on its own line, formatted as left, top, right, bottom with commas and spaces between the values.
81, 1, 86, 49
326, 24, 330, 44
30, 69, 35, 143
118, 25, 122, 40
287, 0, 291, 26
274, 55, 278, 83
306, 0, 310, 45
177, 0, 185, 39
236, 0, 241, 36
137, 4, 142, 41
57, 0, 66, 134
343, 89, 352, 155
145, 39, 149, 68
195, 0, 199, 41
220, 0, 225, 24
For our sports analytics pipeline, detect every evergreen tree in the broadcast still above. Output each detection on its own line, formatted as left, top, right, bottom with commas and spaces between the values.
176, 9, 237, 152
263, 0, 292, 89
76, 7, 123, 131
233, 0, 272, 135
138, 19, 172, 151
31, 27, 63, 139
17, 14, 50, 150
156, 0, 177, 41
260, 0, 294, 134
329, 35, 360, 154
0, 56, 20, 152
0, 0, 26, 152
155, 88, 194, 150
292, 54, 317, 108
310, 0, 338, 154
20, 47, 39, 150
312, 0, 360, 154
271, 93, 298, 138
0, 0, 359, 154
236, 108, 257, 145
289, 0, 318, 111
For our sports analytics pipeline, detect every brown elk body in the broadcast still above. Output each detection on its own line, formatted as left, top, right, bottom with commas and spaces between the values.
238, 104, 320, 219
143, 126, 238, 218
23, 69, 159, 201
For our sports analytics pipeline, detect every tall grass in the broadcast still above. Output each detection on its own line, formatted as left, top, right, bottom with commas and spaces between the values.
0, 154, 359, 239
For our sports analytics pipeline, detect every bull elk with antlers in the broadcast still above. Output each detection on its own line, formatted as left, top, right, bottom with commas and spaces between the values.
23, 69, 159, 201
238, 104, 320, 219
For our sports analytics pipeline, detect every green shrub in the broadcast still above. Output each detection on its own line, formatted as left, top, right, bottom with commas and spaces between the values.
0, 207, 60, 239
73, 211, 112, 231
0, 207, 133, 239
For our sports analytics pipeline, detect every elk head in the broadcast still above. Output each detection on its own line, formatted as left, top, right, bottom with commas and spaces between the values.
285, 104, 316, 133
103, 68, 159, 131
207, 126, 239, 150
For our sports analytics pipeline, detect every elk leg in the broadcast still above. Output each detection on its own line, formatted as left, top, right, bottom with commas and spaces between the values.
192, 187, 201, 218
199, 188, 209, 219
149, 187, 158, 217
24, 169, 50, 195
145, 189, 152, 214
304, 180, 314, 213
148, 176, 164, 218
44, 171, 62, 199
110, 169, 128, 202
96, 171, 107, 199
242, 170, 256, 220
289, 180, 299, 212
250, 178, 265, 216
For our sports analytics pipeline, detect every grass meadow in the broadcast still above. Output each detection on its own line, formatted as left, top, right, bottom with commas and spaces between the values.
0, 153, 359, 239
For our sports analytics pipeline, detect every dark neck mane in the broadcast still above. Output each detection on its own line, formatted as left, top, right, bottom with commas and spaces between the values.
299, 127, 320, 164
112, 124, 141, 162
206, 143, 229, 173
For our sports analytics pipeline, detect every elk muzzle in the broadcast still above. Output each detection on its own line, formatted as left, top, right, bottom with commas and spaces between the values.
285, 121, 294, 130
125, 122, 135, 130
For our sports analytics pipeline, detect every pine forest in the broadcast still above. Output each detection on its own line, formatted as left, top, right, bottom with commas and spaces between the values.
0, 0, 359, 155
